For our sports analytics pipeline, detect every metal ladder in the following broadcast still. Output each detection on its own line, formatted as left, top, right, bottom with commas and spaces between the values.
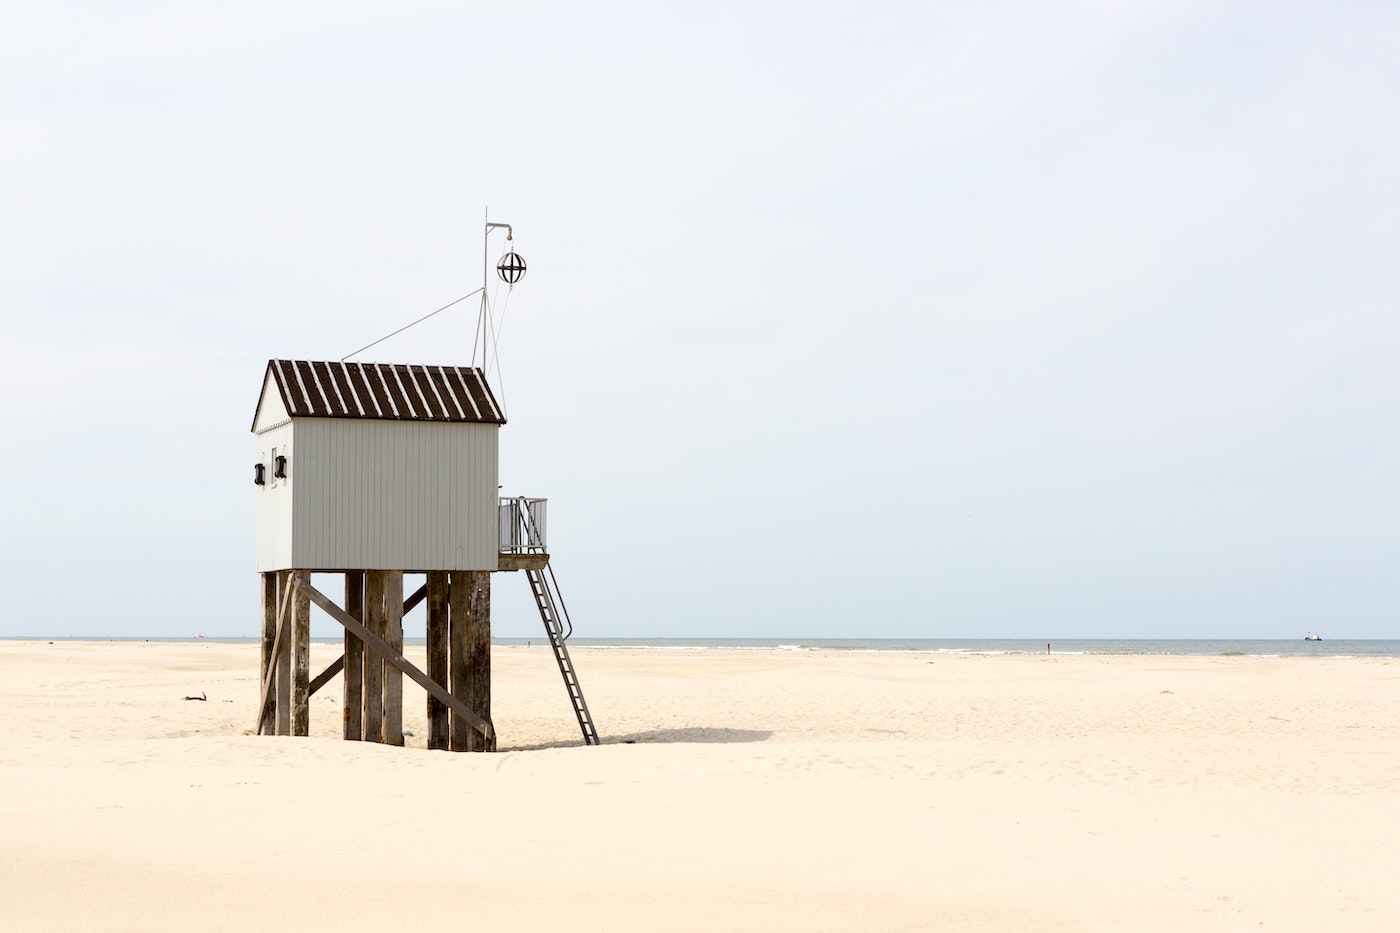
526, 564, 600, 746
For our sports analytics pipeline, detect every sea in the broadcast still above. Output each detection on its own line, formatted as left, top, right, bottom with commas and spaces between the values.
505, 637, 1400, 657
16, 635, 1400, 658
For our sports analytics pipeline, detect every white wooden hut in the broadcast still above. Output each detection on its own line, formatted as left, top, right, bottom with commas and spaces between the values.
251, 359, 505, 573
249, 358, 596, 753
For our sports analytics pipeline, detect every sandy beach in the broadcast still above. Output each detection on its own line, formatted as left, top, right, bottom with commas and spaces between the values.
0, 641, 1396, 931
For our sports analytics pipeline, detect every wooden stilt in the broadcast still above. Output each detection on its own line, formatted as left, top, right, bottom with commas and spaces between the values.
343, 571, 364, 741
256, 572, 295, 735
259, 572, 277, 736
292, 569, 311, 737
383, 571, 404, 746
448, 571, 470, 752
363, 571, 385, 743
464, 571, 495, 752
467, 570, 495, 752
426, 571, 450, 750
275, 570, 293, 736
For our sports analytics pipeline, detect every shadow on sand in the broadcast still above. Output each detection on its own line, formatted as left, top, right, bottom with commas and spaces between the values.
505, 727, 772, 752
610, 727, 772, 745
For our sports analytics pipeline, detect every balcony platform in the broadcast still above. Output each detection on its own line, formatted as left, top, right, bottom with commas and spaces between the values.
497, 552, 550, 572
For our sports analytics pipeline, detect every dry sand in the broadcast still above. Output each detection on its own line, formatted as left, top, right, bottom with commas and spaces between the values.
0, 641, 1396, 932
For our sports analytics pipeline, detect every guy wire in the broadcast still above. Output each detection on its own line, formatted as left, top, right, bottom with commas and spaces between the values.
341, 287, 484, 361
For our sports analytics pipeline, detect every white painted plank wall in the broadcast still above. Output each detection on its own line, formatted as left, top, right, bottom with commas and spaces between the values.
253, 422, 295, 572
282, 419, 499, 571
251, 372, 291, 433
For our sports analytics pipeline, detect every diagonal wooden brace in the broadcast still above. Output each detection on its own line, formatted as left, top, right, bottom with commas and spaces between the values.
308, 655, 345, 697
306, 582, 430, 698
301, 581, 495, 744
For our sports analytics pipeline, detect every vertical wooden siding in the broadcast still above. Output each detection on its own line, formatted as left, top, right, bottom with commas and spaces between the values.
284, 419, 499, 571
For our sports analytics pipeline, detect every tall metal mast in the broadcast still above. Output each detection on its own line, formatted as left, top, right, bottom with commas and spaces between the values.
474, 207, 514, 371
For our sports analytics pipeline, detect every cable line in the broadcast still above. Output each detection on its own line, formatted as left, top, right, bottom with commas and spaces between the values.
341, 287, 484, 361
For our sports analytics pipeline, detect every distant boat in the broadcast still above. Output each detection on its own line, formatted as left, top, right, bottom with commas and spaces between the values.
1303, 632, 1322, 641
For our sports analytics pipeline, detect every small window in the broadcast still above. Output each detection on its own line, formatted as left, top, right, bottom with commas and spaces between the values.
253, 463, 266, 486
274, 454, 287, 479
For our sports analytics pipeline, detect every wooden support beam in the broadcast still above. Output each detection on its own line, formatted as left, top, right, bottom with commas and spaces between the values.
451, 570, 495, 752
255, 577, 289, 735
300, 581, 494, 743
448, 571, 469, 752
403, 583, 427, 616
309, 655, 344, 698
364, 571, 385, 743
343, 571, 364, 740
426, 571, 449, 750
255, 572, 297, 735
275, 570, 293, 736
465, 571, 494, 752
259, 573, 277, 736
292, 570, 311, 737
382, 571, 404, 746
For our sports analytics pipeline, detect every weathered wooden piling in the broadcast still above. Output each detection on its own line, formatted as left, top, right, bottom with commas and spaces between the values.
363, 571, 386, 744
426, 571, 450, 750
343, 571, 364, 741
382, 571, 404, 746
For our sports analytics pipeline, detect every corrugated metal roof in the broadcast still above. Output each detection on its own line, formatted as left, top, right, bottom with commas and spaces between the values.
256, 360, 506, 427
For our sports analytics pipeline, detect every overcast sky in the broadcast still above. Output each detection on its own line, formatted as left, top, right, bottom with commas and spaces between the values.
2, 2, 1396, 639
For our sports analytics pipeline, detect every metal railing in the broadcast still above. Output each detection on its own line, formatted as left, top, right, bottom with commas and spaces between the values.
499, 497, 548, 553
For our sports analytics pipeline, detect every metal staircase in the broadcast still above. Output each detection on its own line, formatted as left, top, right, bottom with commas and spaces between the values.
500, 496, 599, 746
525, 564, 599, 745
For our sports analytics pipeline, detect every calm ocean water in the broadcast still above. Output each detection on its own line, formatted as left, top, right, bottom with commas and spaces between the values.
21, 636, 1400, 658
509, 637, 1400, 658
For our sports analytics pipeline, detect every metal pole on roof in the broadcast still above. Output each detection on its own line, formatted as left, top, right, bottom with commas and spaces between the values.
476, 208, 513, 372
475, 206, 487, 368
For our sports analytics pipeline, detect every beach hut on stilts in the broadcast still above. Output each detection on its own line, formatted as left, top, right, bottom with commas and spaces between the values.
249, 214, 598, 751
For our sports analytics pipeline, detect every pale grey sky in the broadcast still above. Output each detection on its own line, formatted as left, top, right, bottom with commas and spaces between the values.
2, 2, 1396, 638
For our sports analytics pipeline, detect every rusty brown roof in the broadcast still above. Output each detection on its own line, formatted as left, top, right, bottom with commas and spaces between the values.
255, 360, 506, 427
